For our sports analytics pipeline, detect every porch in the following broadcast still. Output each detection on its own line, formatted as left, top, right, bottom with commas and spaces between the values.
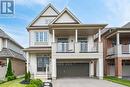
106, 31, 130, 58
51, 25, 103, 55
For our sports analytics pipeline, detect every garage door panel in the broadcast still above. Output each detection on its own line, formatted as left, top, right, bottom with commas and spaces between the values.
57, 63, 89, 78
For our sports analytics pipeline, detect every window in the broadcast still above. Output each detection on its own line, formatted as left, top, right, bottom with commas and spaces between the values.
35, 32, 48, 42
37, 56, 49, 72
78, 37, 87, 43
36, 32, 39, 42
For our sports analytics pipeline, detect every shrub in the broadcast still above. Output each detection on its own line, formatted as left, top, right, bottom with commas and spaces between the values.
25, 71, 28, 81
30, 79, 43, 87
5, 59, 14, 77
7, 75, 16, 81
25, 84, 37, 87
28, 71, 31, 80
25, 71, 31, 81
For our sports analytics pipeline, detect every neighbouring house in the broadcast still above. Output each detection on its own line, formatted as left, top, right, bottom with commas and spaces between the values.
103, 22, 130, 78
24, 3, 107, 80
0, 29, 26, 80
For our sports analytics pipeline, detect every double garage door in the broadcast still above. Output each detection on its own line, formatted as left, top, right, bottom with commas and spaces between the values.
57, 63, 89, 78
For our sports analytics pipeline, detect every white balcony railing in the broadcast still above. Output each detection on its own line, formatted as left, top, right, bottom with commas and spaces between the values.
107, 44, 130, 56
122, 45, 130, 54
54, 42, 98, 53
107, 46, 117, 55
56, 43, 75, 53
80, 43, 98, 53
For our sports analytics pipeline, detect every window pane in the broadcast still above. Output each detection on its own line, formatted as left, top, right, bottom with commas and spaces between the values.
44, 32, 48, 42
36, 32, 39, 42
37, 58, 43, 71
40, 32, 43, 42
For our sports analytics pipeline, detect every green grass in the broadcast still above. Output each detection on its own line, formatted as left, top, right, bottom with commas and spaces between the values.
0, 78, 27, 87
104, 76, 130, 87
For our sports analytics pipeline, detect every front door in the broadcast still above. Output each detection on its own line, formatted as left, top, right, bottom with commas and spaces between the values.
37, 56, 49, 72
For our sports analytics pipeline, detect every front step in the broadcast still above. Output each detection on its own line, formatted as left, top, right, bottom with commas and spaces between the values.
34, 74, 51, 81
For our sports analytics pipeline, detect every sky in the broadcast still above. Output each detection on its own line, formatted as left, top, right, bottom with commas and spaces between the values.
0, 0, 130, 47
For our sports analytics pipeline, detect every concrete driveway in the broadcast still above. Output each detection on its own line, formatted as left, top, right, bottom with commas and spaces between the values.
53, 78, 127, 87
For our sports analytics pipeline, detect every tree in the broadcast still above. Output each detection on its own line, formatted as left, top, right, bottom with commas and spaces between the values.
5, 59, 14, 77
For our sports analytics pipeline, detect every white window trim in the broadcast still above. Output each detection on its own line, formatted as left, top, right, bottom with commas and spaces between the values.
35, 32, 48, 42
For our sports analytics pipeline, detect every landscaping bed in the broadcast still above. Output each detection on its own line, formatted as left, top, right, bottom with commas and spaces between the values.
104, 76, 130, 87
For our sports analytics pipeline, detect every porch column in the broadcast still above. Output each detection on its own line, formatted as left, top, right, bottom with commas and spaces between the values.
52, 29, 55, 42
6, 58, 9, 66
116, 32, 120, 45
98, 29, 101, 42
75, 29, 78, 42
89, 61, 94, 77
26, 52, 29, 72
52, 58, 56, 79
115, 58, 122, 78
96, 58, 103, 79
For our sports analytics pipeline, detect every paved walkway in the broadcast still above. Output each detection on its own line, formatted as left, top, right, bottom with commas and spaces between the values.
53, 78, 127, 87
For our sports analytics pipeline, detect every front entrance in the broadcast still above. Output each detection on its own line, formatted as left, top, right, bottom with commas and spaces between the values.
57, 63, 89, 78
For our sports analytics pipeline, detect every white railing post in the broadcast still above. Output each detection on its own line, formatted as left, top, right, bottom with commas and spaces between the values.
129, 44, 130, 53
116, 32, 120, 56
75, 29, 78, 43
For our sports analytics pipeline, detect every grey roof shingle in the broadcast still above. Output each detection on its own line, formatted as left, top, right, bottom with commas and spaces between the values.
122, 22, 130, 28
0, 48, 26, 61
0, 29, 23, 48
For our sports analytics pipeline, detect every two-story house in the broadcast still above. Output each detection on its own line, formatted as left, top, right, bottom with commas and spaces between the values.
24, 4, 107, 80
0, 29, 26, 80
103, 22, 130, 78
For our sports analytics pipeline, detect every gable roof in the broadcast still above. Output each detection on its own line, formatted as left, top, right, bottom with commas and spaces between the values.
27, 3, 59, 28
50, 8, 81, 24
0, 48, 25, 61
122, 22, 130, 28
0, 28, 23, 48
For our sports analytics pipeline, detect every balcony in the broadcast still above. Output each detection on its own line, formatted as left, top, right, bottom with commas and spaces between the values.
52, 42, 102, 59
53, 42, 98, 53
56, 43, 75, 53
107, 44, 130, 57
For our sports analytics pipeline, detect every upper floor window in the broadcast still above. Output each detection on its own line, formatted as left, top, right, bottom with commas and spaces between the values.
78, 37, 88, 43
35, 32, 48, 42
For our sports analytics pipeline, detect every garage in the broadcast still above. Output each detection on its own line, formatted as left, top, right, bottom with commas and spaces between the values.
57, 63, 89, 78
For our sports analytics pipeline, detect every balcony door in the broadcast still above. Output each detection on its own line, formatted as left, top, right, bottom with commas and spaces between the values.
57, 38, 69, 52
78, 37, 88, 52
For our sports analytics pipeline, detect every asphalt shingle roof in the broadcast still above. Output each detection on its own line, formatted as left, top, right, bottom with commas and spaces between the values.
0, 48, 26, 61
122, 22, 130, 28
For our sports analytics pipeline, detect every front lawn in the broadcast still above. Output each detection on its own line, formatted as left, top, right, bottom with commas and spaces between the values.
0, 78, 27, 87
104, 76, 130, 87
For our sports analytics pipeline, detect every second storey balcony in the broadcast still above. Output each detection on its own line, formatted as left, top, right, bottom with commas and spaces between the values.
106, 31, 130, 58
53, 42, 98, 53
107, 44, 130, 57
49, 24, 106, 59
